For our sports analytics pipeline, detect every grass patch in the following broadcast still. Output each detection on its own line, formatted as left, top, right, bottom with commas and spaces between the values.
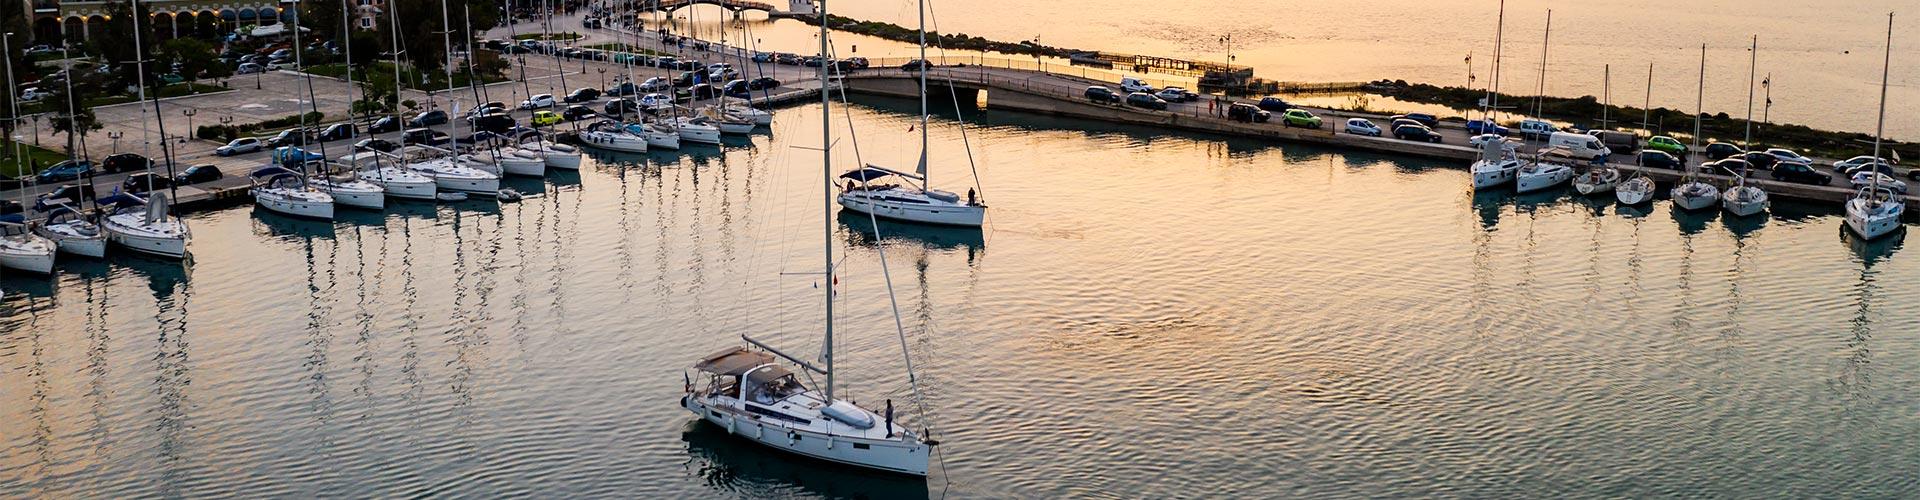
513, 32, 582, 41
0, 139, 72, 179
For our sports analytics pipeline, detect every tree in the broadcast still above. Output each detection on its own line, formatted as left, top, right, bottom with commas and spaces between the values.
0, 0, 31, 139
156, 38, 219, 83
46, 88, 101, 156
387, 0, 501, 75
89, 0, 159, 92
300, 0, 346, 44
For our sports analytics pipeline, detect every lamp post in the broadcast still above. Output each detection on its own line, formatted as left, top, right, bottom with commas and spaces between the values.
30, 115, 39, 147
108, 130, 123, 153
180, 108, 195, 143
598, 67, 606, 90
255, 63, 263, 89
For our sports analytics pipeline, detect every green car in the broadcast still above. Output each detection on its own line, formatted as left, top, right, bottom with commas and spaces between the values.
1281, 109, 1322, 128
160, 73, 185, 85
1647, 135, 1687, 155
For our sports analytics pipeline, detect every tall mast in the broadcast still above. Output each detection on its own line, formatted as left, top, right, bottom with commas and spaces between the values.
915, 0, 928, 182
1689, 44, 1705, 177
1869, 13, 1892, 193
1641, 63, 1651, 133
1743, 35, 1756, 151
1533, 9, 1549, 121
1602, 64, 1609, 129
441, 0, 459, 144
819, 0, 834, 401
1483, 0, 1503, 124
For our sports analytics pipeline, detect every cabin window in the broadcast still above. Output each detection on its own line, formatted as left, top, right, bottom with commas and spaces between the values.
853, 443, 870, 450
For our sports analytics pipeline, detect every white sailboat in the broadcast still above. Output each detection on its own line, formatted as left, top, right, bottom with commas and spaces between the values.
1671, 44, 1720, 211
1513, 10, 1571, 194
330, 2, 432, 202
1722, 35, 1769, 217
4, 36, 89, 263
32, 206, 106, 258
250, 166, 337, 220
682, 4, 938, 475
1470, 0, 1519, 190
0, 222, 56, 274
1574, 64, 1619, 195
101, 12, 190, 258
580, 120, 651, 153
673, 114, 725, 144
838, 0, 988, 226
1845, 13, 1905, 240
309, 163, 388, 210
1617, 63, 1656, 206
407, 153, 502, 194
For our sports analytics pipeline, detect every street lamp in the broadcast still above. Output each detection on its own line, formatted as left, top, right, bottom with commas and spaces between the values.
108, 130, 123, 153
180, 109, 196, 143
598, 67, 606, 90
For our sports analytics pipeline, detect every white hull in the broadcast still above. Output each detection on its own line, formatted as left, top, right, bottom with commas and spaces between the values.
102, 215, 189, 259
677, 122, 723, 144
1721, 186, 1769, 217
1670, 182, 1721, 211
1573, 169, 1619, 195
365, 172, 439, 200
1615, 178, 1655, 205
430, 175, 501, 194
644, 128, 681, 150
316, 183, 386, 209
839, 194, 986, 227
715, 120, 755, 135
682, 395, 930, 476
1470, 159, 1519, 189
34, 223, 108, 258
254, 189, 337, 220
1515, 164, 1574, 193
1846, 199, 1905, 240
0, 236, 56, 274
581, 130, 651, 153
538, 143, 582, 169
497, 153, 548, 176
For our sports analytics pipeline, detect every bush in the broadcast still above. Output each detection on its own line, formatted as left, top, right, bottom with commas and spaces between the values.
197, 124, 238, 142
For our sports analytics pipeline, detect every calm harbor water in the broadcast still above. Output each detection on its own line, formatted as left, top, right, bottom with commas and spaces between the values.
658, 0, 1920, 140
5, 98, 1920, 497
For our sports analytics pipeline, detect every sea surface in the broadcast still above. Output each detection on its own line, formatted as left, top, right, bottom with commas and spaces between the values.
4, 97, 1920, 497
654, 0, 1920, 141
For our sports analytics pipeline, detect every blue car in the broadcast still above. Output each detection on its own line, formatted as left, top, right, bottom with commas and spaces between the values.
1465, 119, 1510, 136
1257, 97, 1293, 112
35, 160, 94, 183
272, 147, 323, 164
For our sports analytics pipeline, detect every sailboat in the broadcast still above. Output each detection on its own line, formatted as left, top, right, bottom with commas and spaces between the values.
1721, 35, 1769, 217
1513, 10, 1572, 194
384, 0, 498, 194
1672, 45, 1720, 211
1573, 65, 1620, 195
681, 2, 937, 475
1845, 13, 1904, 240
1469, 1, 1520, 190
31, 204, 106, 258
837, 0, 988, 226
332, 0, 433, 201
0, 219, 55, 274
1616, 63, 1656, 205
5, 36, 93, 262
291, 0, 384, 209
100, 14, 190, 258
250, 165, 337, 220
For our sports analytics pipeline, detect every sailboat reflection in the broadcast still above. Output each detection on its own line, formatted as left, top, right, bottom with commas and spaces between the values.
679, 423, 931, 500
1840, 224, 1904, 265
838, 211, 984, 255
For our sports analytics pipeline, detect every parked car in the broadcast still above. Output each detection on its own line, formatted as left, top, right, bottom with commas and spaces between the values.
1770, 161, 1832, 185
1587, 129, 1639, 152
530, 110, 562, 127
409, 109, 449, 127
35, 160, 94, 183
564, 87, 602, 103
353, 138, 400, 153
1469, 133, 1509, 147
263, 128, 312, 147
1256, 96, 1292, 112
1517, 119, 1556, 140
1155, 87, 1196, 103
1852, 172, 1908, 194
1639, 150, 1682, 170
471, 112, 516, 133
604, 98, 638, 116
1125, 92, 1168, 110
1764, 147, 1814, 166
1084, 86, 1121, 104
1391, 118, 1426, 131
174, 164, 223, 185
640, 77, 671, 92
1391, 113, 1441, 129
1735, 151, 1780, 171
1227, 103, 1270, 123
1546, 132, 1612, 160
318, 123, 356, 141
1645, 135, 1688, 155
18, 87, 48, 102
401, 128, 449, 146
775, 53, 802, 65
606, 81, 639, 96
842, 57, 869, 69
1465, 119, 1510, 136
747, 77, 780, 90
561, 104, 596, 121
216, 137, 263, 156
1120, 77, 1154, 93
236, 62, 266, 74
1832, 155, 1891, 174
122, 172, 172, 194
1280, 109, 1322, 128
1393, 124, 1442, 143
1344, 118, 1382, 136
722, 79, 751, 98
684, 83, 721, 100
34, 184, 96, 210
518, 94, 557, 109
1700, 158, 1752, 176
1703, 142, 1743, 160
100, 153, 152, 173
1842, 161, 1897, 177
367, 116, 401, 133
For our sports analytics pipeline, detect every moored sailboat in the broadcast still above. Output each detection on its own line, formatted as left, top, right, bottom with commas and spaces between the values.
1844, 13, 1905, 240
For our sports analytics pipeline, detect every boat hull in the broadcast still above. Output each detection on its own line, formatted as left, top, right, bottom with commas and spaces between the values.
1470, 160, 1518, 190
255, 192, 336, 220
838, 194, 986, 227
1670, 184, 1722, 211
682, 395, 929, 477
102, 219, 188, 259
500, 156, 547, 176
1515, 166, 1573, 193
430, 175, 501, 194
580, 130, 650, 153
1846, 201, 1904, 240
543, 149, 582, 169
370, 177, 439, 200
326, 188, 386, 209
0, 238, 56, 274
678, 126, 722, 145
1615, 179, 1655, 205
1722, 188, 1769, 217
644, 129, 681, 150
34, 224, 107, 258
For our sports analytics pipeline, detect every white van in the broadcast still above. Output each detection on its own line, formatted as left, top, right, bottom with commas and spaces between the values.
1120, 77, 1155, 93
1547, 131, 1612, 160
1518, 119, 1557, 140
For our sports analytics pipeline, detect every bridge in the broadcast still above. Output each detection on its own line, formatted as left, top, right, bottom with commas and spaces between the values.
647, 0, 815, 17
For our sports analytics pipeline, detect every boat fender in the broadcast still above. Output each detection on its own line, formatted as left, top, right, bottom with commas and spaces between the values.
788, 431, 799, 446
727, 416, 735, 434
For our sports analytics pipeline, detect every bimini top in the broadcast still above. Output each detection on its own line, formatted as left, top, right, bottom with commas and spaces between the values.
252, 166, 300, 178
694, 346, 776, 377
841, 165, 925, 182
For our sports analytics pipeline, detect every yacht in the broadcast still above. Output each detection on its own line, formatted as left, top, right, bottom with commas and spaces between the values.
1515, 152, 1574, 193
1722, 180, 1769, 217
527, 139, 581, 169
0, 222, 56, 274
99, 192, 189, 259
630, 121, 681, 150
308, 162, 387, 209
580, 120, 651, 153
31, 205, 106, 258
673, 115, 724, 144
838, 166, 986, 226
1469, 0, 1516, 191
487, 147, 549, 176
407, 154, 502, 194
343, 152, 439, 200
1615, 173, 1655, 205
1573, 165, 1619, 195
718, 101, 773, 125
701, 107, 756, 135
1672, 44, 1720, 212
251, 166, 336, 219
1846, 15, 1905, 241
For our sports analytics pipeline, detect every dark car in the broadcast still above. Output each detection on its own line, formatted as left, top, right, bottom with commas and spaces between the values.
470, 112, 516, 133
1704, 142, 1744, 160
1771, 161, 1833, 185
1227, 103, 1270, 123
318, 122, 357, 141
606, 81, 639, 96
1700, 158, 1753, 176
1125, 92, 1168, 110
1393, 124, 1443, 143
354, 138, 400, 153
409, 109, 449, 127
1391, 113, 1441, 129
775, 53, 802, 65
684, 83, 721, 100
174, 164, 224, 185
1736, 151, 1778, 171
747, 77, 780, 90
122, 172, 172, 194
1843, 162, 1897, 177
844, 57, 869, 69
723, 79, 751, 98
562, 104, 596, 121
900, 59, 932, 72
1084, 86, 1121, 104
368, 116, 401, 133
263, 127, 314, 147
401, 127, 449, 146
565, 87, 601, 103
34, 184, 97, 210
604, 98, 638, 116
35, 160, 94, 183
100, 153, 152, 173
1257, 96, 1292, 112
1638, 150, 1682, 170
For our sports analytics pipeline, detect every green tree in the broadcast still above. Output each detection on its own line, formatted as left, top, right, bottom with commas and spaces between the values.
89, 0, 159, 91
46, 88, 101, 155
156, 38, 219, 82
387, 0, 500, 74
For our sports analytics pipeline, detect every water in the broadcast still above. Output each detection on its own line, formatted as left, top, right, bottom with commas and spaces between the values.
655, 0, 1920, 140
4, 97, 1920, 497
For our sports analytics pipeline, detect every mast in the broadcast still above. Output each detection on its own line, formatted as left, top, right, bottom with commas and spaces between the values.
1641, 63, 1651, 133
1483, 0, 1503, 124
915, 0, 928, 181
1533, 9, 1549, 122
441, 0, 459, 145
341, 0, 383, 182
1689, 44, 1705, 178
1602, 64, 1609, 129
129, 0, 175, 200
1743, 35, 1756, 152
819, 0, 834, 402
1869, 13, 1892, 195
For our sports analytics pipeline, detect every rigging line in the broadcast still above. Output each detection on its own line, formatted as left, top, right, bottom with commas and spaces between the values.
923, 0, 987, 206
825, 46, 866, 167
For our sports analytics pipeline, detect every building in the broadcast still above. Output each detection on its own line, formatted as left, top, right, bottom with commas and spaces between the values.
28, 0, 292, 44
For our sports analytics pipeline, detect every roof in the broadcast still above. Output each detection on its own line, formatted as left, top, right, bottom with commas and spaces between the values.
693, 346, 776, 377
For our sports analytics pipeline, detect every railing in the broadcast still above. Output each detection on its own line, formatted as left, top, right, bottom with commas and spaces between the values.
851, 56, 1192, 91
